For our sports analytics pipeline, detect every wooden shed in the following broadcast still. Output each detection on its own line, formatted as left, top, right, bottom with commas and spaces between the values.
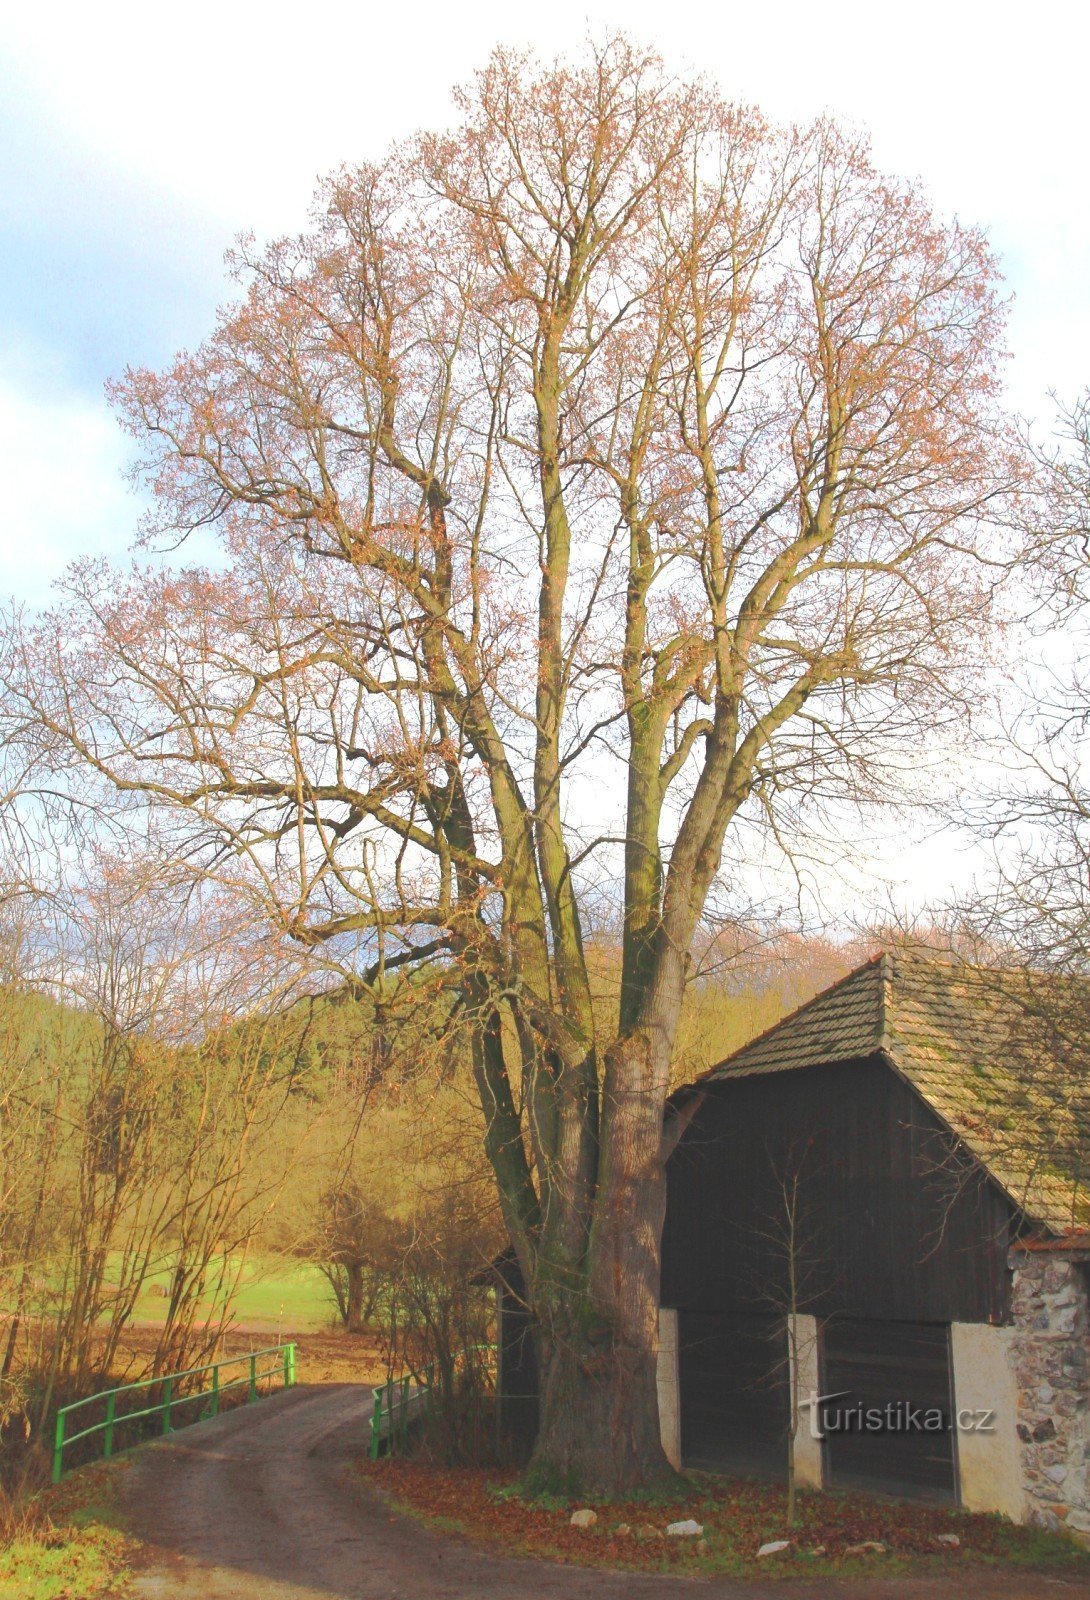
659, 950, 1089, 1508
496, 951, 1090, 1524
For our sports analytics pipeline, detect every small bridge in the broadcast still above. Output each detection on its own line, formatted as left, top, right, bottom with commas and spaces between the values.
52, 1342, 297, 1482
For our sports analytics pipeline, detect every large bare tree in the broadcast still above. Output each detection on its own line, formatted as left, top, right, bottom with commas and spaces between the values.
14, 40, 1021, 1490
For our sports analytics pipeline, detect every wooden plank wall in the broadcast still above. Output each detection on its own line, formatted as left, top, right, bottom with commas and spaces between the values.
661, 1057, 1015, 1326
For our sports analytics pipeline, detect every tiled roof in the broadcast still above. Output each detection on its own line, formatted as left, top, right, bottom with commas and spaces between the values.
707, 950, 1090, 1234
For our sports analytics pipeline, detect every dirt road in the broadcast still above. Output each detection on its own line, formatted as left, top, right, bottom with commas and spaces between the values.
121, 1384, 1090, 1600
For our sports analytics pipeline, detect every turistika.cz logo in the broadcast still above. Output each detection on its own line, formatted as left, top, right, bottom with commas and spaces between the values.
800, 1391, 996, 1439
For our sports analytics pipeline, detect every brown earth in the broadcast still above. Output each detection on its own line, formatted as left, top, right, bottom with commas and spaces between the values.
112, 1324, 388, 1388
1, 1317, 389, 1391
118, 1384, 1090, 1600
364, 1453, 1090, 1569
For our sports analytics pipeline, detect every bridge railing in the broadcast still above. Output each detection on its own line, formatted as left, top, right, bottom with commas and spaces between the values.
369, 1365, 432, 1459
52, 1342, 297, 1483
369, 1344, 499, 1459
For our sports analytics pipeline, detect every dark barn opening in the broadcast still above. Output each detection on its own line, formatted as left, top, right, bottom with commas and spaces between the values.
820, 1318, 957, 1502
678, 1311, 787, 1475
495, 1263, 539, 1459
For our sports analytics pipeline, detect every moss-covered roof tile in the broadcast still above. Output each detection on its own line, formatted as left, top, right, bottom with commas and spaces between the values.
707, 950, 1090, 1234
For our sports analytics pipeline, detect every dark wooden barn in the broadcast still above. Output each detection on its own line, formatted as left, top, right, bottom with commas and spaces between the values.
494, 951, 1090, 1513
492, 1254, 539, 1457
662, 1056, 1013, 1497
661, 950, 1088, 1503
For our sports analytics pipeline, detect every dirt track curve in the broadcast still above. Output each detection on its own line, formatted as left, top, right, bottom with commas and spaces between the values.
121, 1383, 1090, 1600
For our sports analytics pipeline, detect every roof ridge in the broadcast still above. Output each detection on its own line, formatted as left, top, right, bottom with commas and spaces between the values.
879, 949, 894, 1054
706, 950, 886, 1078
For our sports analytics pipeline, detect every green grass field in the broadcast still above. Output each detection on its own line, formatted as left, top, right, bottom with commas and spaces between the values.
120, 1254, 336, 1333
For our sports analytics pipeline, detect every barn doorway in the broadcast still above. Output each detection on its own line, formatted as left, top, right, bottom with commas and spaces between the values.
819, 1318, 957, 1503
677, 1311, 788, 1475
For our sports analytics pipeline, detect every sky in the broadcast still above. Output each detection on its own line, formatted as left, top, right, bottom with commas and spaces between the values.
2, 0, 1086, 602
1, 0, 1087, 912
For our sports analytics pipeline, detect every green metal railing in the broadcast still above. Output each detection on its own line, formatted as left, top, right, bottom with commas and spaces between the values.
52, 1342, 297, 1484
369, 1345, 499, 1460
369, 1365, 433, 1459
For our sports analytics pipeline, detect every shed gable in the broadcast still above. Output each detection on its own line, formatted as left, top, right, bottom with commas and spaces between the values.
663, 1055, 1015, 1325
704, 951, 1090, 1234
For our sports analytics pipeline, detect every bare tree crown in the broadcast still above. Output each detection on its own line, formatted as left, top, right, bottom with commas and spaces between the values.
14, 36, 1025, 1491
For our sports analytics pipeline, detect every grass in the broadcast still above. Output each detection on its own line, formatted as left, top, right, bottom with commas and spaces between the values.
13, 1251, 337, 1335
116, 1251, 335, 1333
0, 1463, 134, 1600
0, 1520, 129, 1599
361, 1457, 1090, 1582
207, 1256, 332, 1332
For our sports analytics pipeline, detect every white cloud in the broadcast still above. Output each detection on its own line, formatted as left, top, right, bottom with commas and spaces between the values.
1, 0, 1086, 593
0, 347, 136, 604
2, 1, 1086, 414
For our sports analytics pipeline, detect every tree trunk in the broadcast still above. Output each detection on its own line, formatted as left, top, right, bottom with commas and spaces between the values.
530, 1320, 674, 1496
345, 1261, 365, 1332
526, 1030, 679, 1496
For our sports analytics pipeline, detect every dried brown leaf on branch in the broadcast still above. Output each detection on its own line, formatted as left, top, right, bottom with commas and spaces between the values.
5, 37, 1028, 1493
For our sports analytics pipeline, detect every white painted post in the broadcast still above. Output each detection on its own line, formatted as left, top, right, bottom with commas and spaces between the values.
790, 1313, 823, 1490
657, 1308, 682, 1469
950, 1322, 1023, 1520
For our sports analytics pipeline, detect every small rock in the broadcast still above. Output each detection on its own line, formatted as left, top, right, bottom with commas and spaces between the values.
569, 1508, 597, 1529
666, 1519, 704, 1537
808, 1545, 827, 1556
613, 1523, 631, 1538
696, 1538, 708, 1553
844, 1540, 886, 1555
634, 1522, 663, 1542
758, 1539, 792, 1558
933, 1532, 961, 1547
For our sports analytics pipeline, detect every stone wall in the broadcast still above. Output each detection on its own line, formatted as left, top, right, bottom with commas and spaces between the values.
1010, 1248, 1090, 1538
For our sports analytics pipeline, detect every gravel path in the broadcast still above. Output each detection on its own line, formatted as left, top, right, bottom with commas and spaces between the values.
121, 1383, 1090, 1600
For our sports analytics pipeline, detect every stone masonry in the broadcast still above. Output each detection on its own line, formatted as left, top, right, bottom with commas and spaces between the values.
1009, 1246, 1090, 1537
